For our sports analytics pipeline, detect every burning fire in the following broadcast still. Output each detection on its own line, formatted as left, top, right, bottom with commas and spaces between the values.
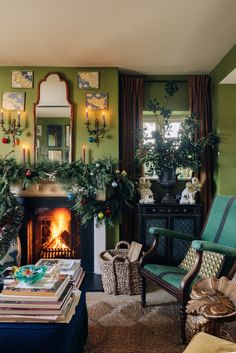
41, 208, 71, 249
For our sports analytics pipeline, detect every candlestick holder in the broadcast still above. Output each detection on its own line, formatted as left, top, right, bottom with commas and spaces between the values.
85, 115, 107, 147
0, 112, 22, 147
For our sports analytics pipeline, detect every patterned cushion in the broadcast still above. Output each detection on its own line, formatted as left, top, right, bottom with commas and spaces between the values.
178, 247, 225, 278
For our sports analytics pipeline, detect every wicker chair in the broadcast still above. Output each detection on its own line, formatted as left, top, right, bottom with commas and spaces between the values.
140, 195, 236, 343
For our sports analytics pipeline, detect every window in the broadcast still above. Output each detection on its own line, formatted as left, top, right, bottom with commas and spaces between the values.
143, 111, 192, 180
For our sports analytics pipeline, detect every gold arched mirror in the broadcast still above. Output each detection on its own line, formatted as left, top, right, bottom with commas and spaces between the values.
34, 73, 73, 163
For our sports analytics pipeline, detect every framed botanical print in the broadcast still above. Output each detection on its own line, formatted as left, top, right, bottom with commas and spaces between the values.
2, 92, 25, 111
11, 70, 33, 88
86, 93, 108, 110
77, 71, 99, 89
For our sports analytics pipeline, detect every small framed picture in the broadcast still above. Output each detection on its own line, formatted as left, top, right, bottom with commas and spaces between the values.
36, 125, 42, 136
2, 92, 25, 111
48, 150, 62, 162
77, 71, 99, 89
11, 70, 33, 88
65, 150, 70, 162
47, 125, 62, 147
65, 125, 70, 147
86, 93, 108, 110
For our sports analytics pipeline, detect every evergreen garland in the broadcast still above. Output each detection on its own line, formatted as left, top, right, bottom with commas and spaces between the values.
0, 155, 135, 228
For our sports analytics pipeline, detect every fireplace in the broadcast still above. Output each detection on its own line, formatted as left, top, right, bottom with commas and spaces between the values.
17, 196, 95, 271
34, 207, 78, 260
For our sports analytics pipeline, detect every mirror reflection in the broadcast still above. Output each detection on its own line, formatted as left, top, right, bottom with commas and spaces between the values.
34, 73, 73, 163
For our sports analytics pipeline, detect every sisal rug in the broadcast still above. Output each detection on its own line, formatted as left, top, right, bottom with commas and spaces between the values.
87, 300, 184, 353
86, 282, 182, 353
86, 285, 236, 353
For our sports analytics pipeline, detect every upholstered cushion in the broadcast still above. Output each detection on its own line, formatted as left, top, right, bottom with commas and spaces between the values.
183, 332, 236, 353
178, 247, 225, 278
143, 264, 201, 288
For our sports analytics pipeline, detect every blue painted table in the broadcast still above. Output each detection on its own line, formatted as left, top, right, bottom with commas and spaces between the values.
0, 290, 88, 353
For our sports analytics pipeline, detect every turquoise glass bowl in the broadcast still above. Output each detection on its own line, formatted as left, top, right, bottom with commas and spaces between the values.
14, 265, 47, 284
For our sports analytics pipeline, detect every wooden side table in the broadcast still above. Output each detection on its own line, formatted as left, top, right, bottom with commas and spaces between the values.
186, 277, 236, 343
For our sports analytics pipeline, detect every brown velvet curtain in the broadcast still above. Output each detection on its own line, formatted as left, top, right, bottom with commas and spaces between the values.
119, 75, 144, 242
188, 75, 213, 220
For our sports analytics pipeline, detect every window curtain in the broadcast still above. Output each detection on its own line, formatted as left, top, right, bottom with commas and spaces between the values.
188, 75, 213, 220
119, 75, 144, 242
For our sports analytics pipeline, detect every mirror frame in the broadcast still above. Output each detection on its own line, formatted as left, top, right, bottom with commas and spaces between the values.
33, 72, 74, 163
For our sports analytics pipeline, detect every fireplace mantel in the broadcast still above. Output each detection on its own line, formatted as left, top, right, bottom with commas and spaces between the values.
11, 182, 67, 197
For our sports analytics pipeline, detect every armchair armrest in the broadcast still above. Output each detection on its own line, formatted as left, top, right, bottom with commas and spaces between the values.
149, 227, 197, 241
192, 240, 236, 257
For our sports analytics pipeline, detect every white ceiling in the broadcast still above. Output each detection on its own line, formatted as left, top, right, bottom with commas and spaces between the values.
0, 0, 235, 75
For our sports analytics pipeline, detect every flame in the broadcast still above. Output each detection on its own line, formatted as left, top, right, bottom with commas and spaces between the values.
43, 208, 71, 249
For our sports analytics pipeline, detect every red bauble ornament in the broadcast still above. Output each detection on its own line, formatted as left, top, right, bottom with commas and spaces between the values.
25, 169, 32, 177
80, 199, 86, 206
105, 207, 111, 216
2, 137, 8, 144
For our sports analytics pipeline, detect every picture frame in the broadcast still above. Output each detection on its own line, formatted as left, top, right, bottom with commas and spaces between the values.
11, 70, 33, 88
77, 71, 99, 89
2, 92, 25, 111
65, 125, 70, 147
36, 125, 42, 137
47, 125, 62, 147
86, 93, 108, 110
48, 150, 62, 163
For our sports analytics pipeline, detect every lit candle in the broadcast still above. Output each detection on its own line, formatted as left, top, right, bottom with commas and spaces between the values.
82, 145, 86, 163
0, 109, 3, 125
102, 111, 105, 124
17, 111, 21, 126
86, 108, 88, 123
22, 145, 26, 166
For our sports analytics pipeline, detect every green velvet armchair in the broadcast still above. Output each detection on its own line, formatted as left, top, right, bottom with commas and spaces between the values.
140, 195, 236, 343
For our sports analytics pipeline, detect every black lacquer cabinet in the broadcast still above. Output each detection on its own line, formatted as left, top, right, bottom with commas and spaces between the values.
137, 203, 202, 265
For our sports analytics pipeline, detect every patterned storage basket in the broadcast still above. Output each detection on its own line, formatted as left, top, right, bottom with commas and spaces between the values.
99, 241, 141, 295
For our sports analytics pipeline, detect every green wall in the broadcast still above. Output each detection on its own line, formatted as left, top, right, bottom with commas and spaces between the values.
0, 67, 119, 163
210, 45, 236, 194
0, 66, 120, 246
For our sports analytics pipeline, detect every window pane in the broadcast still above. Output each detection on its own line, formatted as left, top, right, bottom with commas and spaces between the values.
143, 122, 156, 137
166, 122, 181, 138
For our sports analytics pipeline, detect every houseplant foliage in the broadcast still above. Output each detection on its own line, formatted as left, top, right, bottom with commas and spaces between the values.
135, 81, 220, 177
0, 155, 135, 228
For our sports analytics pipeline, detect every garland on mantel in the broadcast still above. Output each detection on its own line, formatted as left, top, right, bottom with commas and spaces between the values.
0, 154, 135, 227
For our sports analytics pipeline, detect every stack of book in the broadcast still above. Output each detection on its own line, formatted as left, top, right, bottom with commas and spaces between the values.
0, 273, 81, 323
35, 258, 85, 289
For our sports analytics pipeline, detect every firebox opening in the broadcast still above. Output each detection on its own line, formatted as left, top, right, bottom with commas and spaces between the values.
27, 206, 80, 263
40, 208, 71, 250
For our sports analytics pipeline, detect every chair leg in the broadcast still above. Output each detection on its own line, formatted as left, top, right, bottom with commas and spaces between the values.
141, 276, 146, 307
179, 304, 187, 344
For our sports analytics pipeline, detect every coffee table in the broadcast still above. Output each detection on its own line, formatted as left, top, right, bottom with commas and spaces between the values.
0, 290, 88, 353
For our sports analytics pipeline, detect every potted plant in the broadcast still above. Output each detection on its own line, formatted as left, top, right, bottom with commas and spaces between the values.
135, 82, 219, 203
